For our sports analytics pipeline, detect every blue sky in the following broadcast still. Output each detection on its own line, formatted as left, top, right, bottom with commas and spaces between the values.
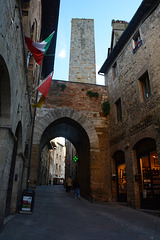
53, 0, 143, 85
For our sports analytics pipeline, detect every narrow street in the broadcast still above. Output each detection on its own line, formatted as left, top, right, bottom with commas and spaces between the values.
1, 185, 160, 240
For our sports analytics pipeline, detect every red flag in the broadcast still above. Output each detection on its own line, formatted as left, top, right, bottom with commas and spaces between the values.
25, 36, 44, 65
36, 72, 53, 97
32, 72, 53, 108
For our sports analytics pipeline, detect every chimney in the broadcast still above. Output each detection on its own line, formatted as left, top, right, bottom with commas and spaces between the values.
110, 20, 128, 53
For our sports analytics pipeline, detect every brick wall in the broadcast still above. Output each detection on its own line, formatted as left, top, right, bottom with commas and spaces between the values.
30, 80, 111, 201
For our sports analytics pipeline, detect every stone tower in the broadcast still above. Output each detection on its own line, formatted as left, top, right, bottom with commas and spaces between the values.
69, 19, 96, 84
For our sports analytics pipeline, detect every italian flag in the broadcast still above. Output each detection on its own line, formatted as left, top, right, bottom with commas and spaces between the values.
32, 72, 53, 108
25, 31, 55, 65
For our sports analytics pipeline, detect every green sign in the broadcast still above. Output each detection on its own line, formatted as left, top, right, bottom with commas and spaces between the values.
73, 156, 78, 162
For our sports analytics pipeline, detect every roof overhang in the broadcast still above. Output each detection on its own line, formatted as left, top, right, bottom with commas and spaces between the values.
41, 0, 60, 78
98, 0, 160, 75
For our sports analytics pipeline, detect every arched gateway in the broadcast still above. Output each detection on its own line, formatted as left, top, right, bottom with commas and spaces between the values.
29, 80, 111, 202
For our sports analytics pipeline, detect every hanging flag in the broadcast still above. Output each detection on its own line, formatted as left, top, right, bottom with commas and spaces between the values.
25, 31, 55, 65
32, 72, 53, 108
32, 95, 45, 108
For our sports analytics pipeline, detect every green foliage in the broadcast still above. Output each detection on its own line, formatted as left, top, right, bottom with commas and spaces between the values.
60, 83, 67, 91
87, 91, 99, 99
102, 101, 110, 116
57, 83, 67, 91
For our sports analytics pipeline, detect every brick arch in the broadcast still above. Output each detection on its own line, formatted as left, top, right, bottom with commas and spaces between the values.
130, 130, 157, 150
34, 107, 99, 150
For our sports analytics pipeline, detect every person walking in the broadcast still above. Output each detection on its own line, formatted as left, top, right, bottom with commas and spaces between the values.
66, 176, 72, 194
73, 178, 80, 199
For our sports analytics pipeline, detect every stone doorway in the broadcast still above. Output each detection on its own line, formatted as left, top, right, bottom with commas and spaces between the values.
135, 138, 160, 209
113, 151, 127, 203
37, 117, 90, 199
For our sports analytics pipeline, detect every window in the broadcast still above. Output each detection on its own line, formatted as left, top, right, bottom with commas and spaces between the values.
139, 71, 151, 101
132, 30, 142, 54
115, 98, 122, 122
112, 62, 118, 79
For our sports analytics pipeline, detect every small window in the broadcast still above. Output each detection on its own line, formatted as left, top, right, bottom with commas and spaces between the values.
115, 98, 122, 122
112, 62, 118, 79
132, 30, 142, 54
139, 71, 151, 101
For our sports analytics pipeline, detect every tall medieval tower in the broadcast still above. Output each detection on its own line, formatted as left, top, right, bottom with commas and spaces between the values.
69, 19, 96, 84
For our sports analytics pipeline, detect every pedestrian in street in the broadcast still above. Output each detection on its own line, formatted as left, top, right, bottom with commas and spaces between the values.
66, 176, 72, 194
73, 178, 80, 199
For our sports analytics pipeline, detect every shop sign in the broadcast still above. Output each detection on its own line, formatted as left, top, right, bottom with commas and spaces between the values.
22, 196, 32, 211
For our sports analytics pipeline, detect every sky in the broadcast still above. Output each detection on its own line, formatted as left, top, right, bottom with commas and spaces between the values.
53, 0, 143, 85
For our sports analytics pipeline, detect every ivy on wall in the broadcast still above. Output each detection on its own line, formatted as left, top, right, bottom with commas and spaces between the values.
102, 101, 110, 116
56, 83, 67, 91
87, 91, 99, 99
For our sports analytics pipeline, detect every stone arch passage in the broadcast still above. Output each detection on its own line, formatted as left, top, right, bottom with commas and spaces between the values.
38, 117, 90, 199
34, 107, 99, 150
30, 107, 112, 202
30, 107, 101, 200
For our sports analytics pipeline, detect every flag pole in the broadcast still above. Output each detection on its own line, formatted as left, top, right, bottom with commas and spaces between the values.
27, 60, 43, 188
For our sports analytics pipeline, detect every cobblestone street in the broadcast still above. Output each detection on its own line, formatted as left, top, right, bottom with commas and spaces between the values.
1, 185, 160, 240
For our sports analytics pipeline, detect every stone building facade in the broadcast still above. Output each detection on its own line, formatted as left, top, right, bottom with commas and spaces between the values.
99, 0, 160, 209
0, 0, 42, 227
50, 138, 66, 184
0, 0, 59, 228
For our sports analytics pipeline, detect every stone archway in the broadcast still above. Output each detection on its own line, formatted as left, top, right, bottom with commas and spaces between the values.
30, 107, 99, 199
33, 107, 99, 150
39, 117, 91, 198
30, 107, 111, 202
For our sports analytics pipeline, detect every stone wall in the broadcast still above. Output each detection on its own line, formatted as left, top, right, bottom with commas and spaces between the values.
104, 3, 160, 208
0, 0, 41, 227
